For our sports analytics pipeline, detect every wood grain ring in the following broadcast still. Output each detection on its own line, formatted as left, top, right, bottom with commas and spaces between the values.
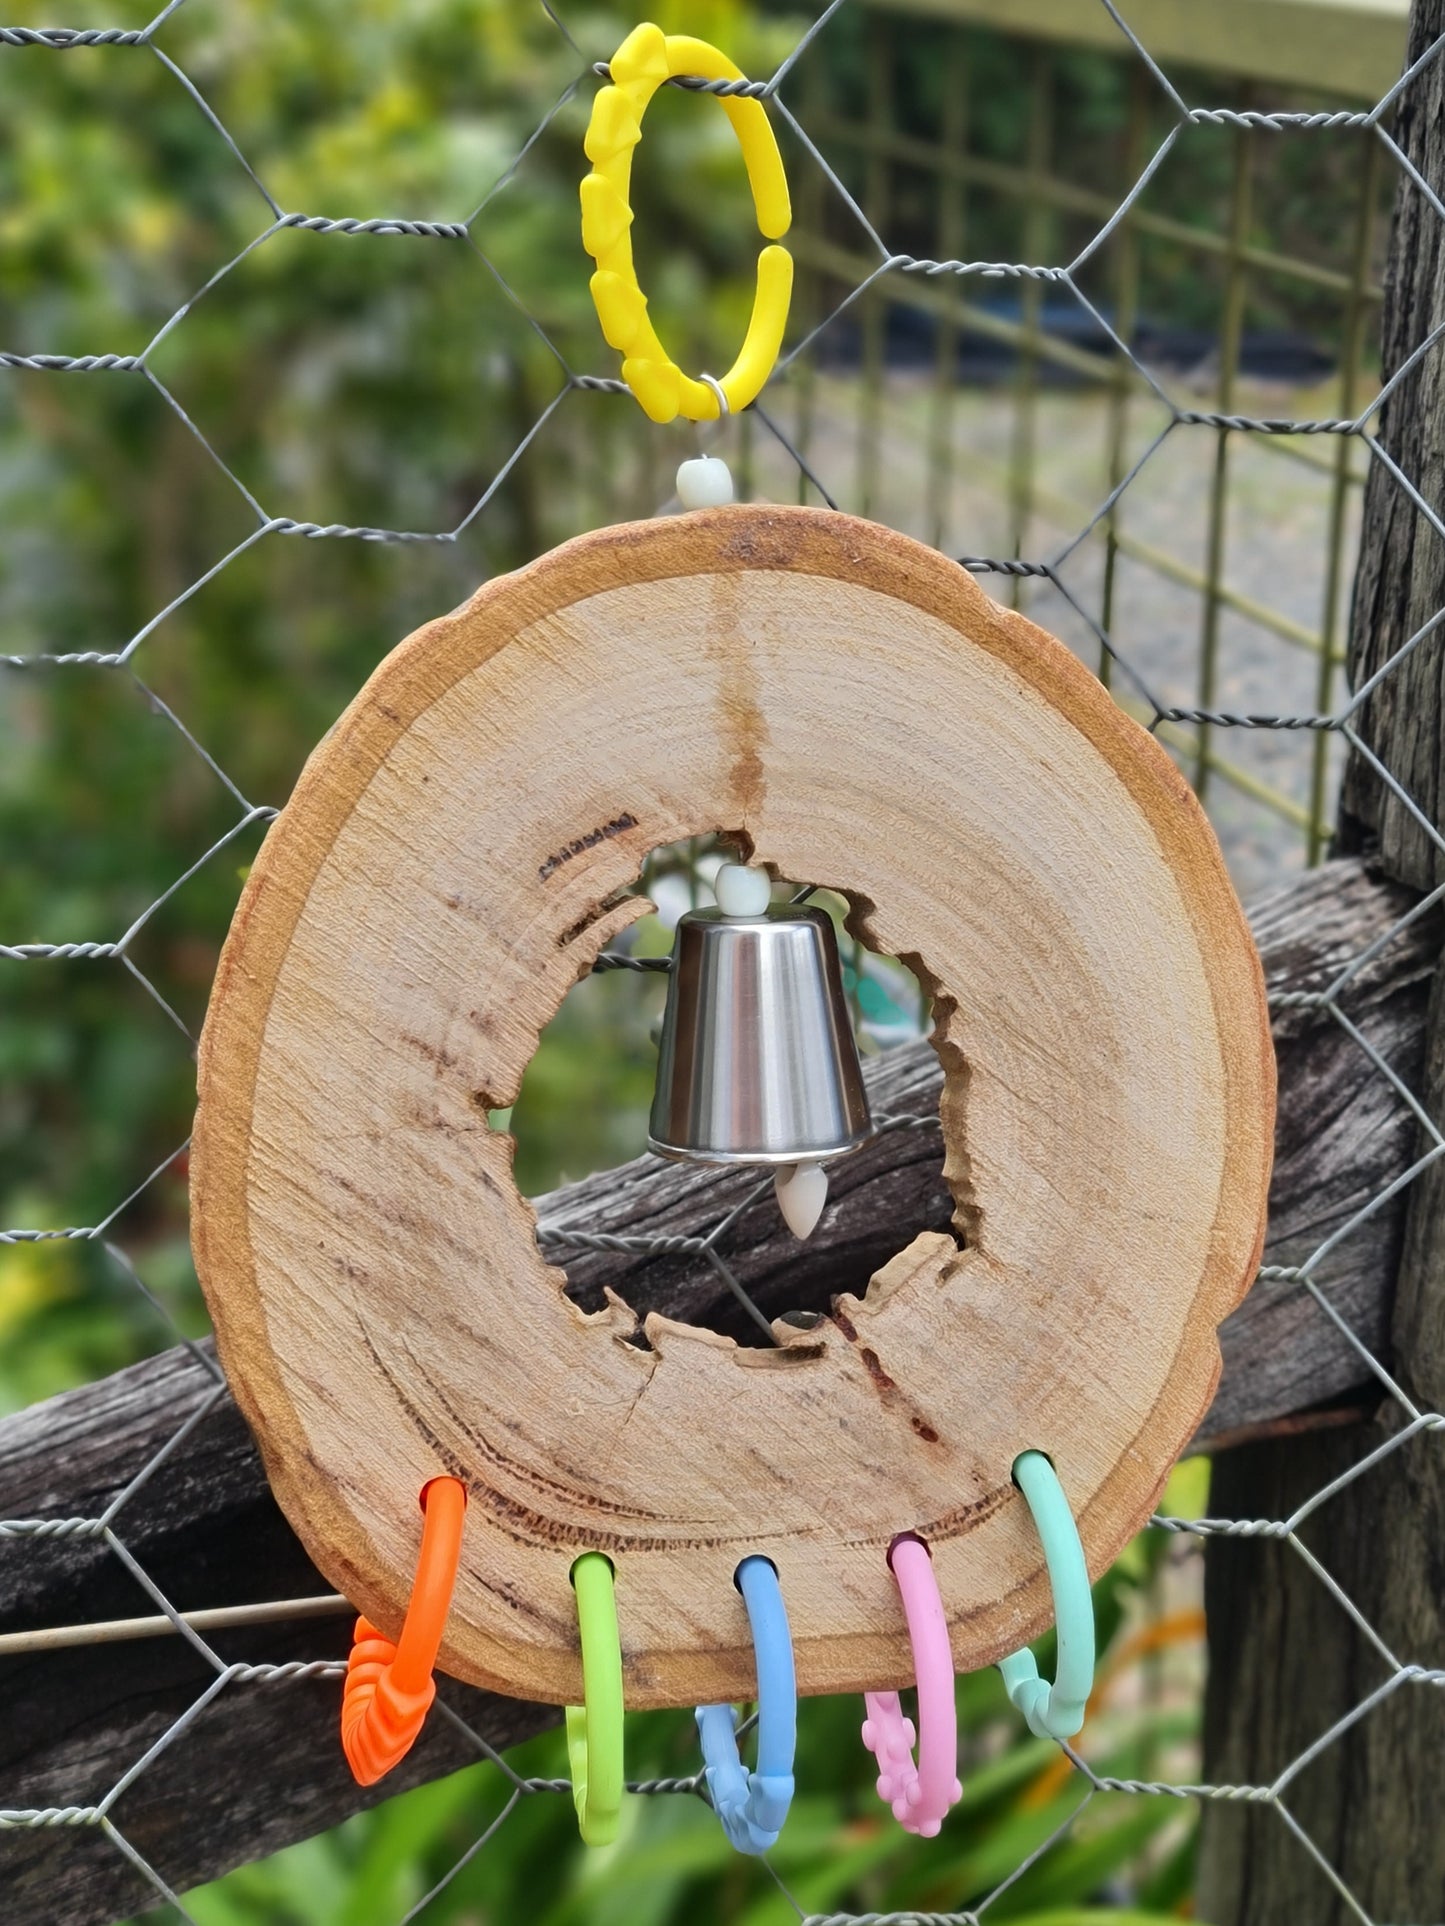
191, 504, 1274, 1710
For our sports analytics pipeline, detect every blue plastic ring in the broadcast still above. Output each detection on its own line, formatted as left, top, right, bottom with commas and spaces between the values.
997, 1450, 1096, 1741
695, 1556, 797, 1854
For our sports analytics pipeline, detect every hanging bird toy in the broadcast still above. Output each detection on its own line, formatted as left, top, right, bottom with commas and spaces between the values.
191, 20, 1274, 1857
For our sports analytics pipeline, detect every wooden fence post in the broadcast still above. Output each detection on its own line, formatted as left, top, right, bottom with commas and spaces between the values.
1198, 4, 1445, 1920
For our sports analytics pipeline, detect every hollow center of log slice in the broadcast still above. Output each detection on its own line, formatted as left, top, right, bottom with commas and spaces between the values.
504, 841, 952, 1349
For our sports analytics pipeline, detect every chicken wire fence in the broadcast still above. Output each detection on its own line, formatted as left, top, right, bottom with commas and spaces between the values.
2, 0, 1445, 1919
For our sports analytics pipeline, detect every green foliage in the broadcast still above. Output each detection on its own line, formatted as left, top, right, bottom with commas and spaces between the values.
0, 0, 795, 1406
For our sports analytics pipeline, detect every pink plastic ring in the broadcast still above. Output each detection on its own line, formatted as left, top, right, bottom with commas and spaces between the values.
861, 1534, 963, 1837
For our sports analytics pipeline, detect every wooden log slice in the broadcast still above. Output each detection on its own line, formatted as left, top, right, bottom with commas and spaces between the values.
191, 504, 1274, 1710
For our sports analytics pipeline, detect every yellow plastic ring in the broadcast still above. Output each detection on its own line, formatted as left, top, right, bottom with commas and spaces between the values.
581, 21, 793, 424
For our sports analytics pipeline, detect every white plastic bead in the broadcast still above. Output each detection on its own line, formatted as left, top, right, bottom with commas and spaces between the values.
676, 456, 735, 511
715, 863, 772, 917
775, 1162, 829, 1240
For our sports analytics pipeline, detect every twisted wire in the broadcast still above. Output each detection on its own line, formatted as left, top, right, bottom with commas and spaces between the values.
0, 1517, 105, 1540
592, 61, 772, 99
0, 351, 142, 372
591, 952, 673, 972
0, 26, 147, 45
275, 213, 470, 239
1154, 707, 1338, 731
1188, 107, 1373, 130
890, 255, 1070, 281
800, 1913, 980, 1925
0, 1806, 103, 1829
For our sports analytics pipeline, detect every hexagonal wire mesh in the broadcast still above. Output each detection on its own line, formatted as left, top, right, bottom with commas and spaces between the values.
3, 0, 1445, 1920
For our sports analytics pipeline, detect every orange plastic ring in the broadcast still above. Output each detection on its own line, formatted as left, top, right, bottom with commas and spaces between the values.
341, 1476, 468, 1785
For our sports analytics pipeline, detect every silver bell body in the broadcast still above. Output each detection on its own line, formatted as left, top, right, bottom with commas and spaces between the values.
648, 900, 873, 1166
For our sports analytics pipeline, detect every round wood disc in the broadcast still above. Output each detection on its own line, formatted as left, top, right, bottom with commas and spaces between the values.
192, 505, 1274, 1709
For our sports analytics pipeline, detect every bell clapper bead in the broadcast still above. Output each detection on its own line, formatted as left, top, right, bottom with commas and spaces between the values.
676, 456, 735, 511
714, 865, 835, 1240
715, 862, 772, 917
694, 863, 846, 1241
775, 1161, 829, 1241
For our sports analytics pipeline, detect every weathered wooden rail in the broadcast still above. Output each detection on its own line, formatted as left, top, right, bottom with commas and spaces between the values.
0, 852, 1434, 1924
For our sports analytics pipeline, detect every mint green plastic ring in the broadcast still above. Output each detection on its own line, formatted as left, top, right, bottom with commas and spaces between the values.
565, 1552, 625, 1845
996, 1451, 1095, 1741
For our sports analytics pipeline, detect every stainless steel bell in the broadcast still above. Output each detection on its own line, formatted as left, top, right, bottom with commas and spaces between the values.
649, 864, 873, 1238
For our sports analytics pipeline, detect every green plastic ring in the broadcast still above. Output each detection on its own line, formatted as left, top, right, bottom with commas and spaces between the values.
997, 1451, 1096, 1741
565, 1552, 625, 1845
